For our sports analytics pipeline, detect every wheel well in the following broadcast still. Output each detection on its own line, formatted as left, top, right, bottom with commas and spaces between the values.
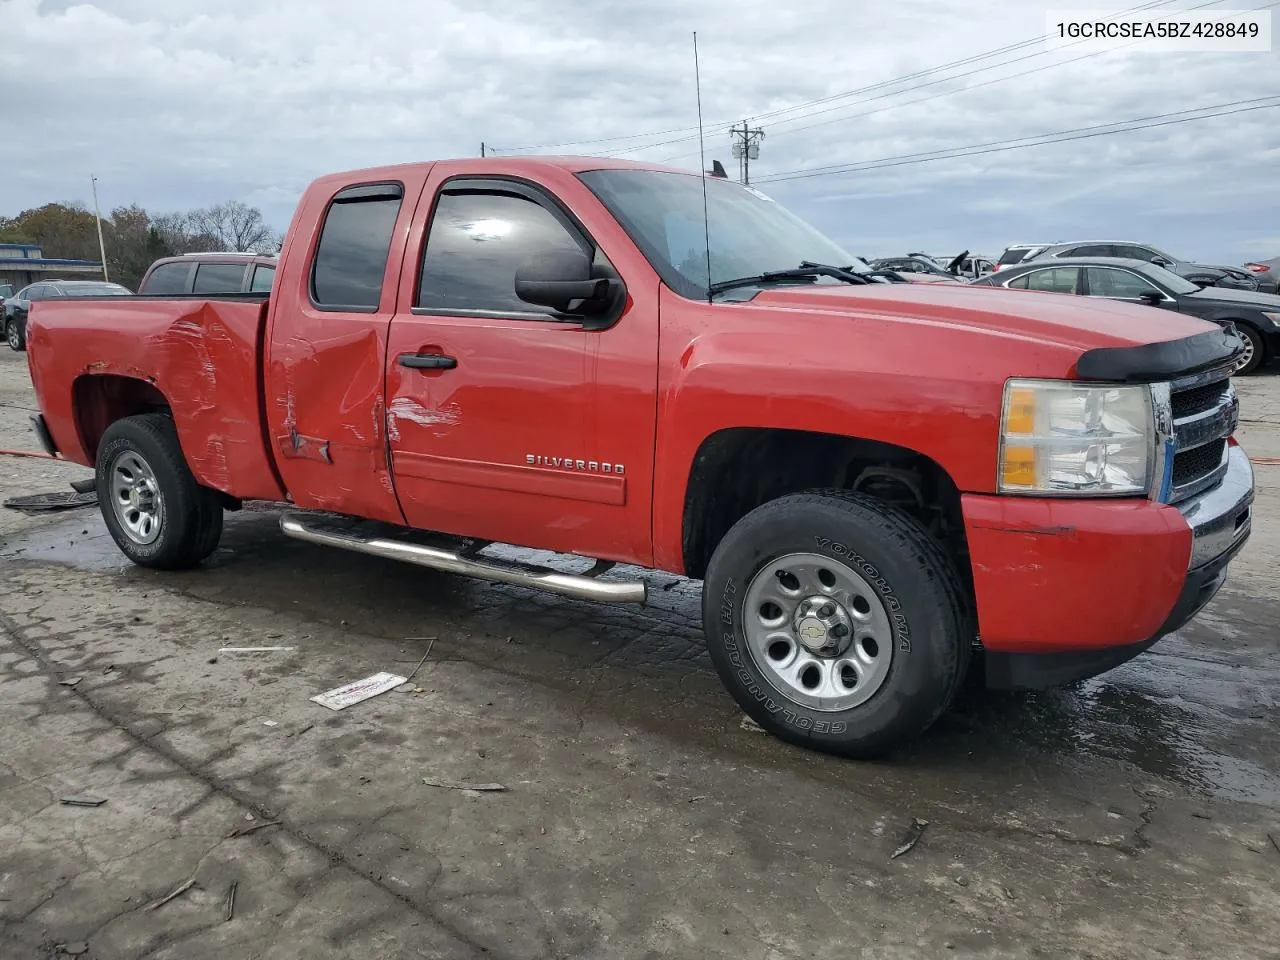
73, 375, 171, 463
681, 428, 972, 587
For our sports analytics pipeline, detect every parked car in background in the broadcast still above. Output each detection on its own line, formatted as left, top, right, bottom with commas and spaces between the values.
5, 279, 132, 351
998, 240, 1258, 291
869, 255, 961, 281
971, 255, 1280, 374
943, 253, 995, 280
138, 252, 277, 296
992, 242, 1053, 273
1244, 257, 1280, 295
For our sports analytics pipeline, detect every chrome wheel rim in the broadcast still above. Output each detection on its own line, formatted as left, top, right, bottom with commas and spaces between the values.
1235, 333, 1255, 373
109, 450, 164, 545
6, 323, 17, 349
742, 552, 894, 712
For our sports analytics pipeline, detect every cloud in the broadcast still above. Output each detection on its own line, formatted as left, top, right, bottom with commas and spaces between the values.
3, 0, 1278, 264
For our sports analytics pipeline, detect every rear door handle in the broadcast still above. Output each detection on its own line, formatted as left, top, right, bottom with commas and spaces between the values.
398, 353, 457, 370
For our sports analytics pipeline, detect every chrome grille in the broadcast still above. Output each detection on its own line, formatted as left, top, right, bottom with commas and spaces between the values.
1167, 368, 1237, 503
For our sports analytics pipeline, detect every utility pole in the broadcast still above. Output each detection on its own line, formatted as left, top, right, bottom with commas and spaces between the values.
480, 142, 486, 157
729, 121, 764, 184
90, 175, 109, 282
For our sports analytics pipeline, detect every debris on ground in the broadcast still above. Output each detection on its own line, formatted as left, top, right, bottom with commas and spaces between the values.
286, 723, 314, 738
226, 819, 282, 838
54, 942, 89, 956
310, 672, 407, 711
1269, 833, 1279, 855
58, 677, 82, 687
59, 795, 107, 807
422, 777, 506, 792
688, 795, 708, 803
402, 639, 436, 684
739, 715, 765, 733
2, 487, 98, 514
890, 818, 929, 859
145, 876, 196, 911
224, 881, 238, 922
219, 646, 296, 655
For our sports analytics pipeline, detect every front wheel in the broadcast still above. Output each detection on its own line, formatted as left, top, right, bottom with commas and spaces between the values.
702, 490, 971, 759
5, 318, 24, 352
96, 413, 224, 570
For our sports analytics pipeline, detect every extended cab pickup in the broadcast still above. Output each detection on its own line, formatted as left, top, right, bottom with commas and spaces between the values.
25, 157, 1254, 758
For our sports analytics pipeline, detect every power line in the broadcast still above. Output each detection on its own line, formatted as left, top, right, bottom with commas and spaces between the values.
752, 98, 1280, 184
654, 0, 1241, 164
488, 0, 1178, 155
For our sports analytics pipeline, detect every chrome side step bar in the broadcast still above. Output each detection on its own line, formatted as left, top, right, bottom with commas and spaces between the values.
279, 513, 647, 604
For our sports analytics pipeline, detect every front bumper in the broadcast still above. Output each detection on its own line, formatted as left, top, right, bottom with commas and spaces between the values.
966, 443, 1253, 689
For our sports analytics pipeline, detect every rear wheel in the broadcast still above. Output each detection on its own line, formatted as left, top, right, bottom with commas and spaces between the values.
702, 490, 971, 759
96, 413, 223, 569
5, 318, 24, 352
1234, 324, 1264, 375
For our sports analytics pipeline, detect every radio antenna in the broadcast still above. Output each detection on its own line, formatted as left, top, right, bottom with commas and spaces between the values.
693, 31, 713, 303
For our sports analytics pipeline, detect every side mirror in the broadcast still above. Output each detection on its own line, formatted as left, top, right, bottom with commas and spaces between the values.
1138, 290, 1164, 305
1150, 257, 1172, 267
514, 248, 617, 316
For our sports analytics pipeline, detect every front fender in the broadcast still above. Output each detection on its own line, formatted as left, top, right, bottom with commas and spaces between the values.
649, 301, 1078, 572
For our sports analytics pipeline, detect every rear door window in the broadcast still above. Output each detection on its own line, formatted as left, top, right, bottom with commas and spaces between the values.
142, 262, 193, 294
311, 183, 404, 310
249, 264, 276, 292
193, 261, 249, 294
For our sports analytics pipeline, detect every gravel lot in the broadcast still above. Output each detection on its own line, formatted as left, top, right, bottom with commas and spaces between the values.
1, 345, 1277, 960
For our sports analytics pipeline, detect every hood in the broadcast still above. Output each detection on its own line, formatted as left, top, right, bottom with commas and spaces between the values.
1172, 261, 1228, 279
745, 281, 1215, 352
1196, 262, 1251, 277
945, 250, 969, 274
1186, 285, 1280, 310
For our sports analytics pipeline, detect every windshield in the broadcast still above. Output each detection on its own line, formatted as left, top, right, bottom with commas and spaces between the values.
1138, 262, 1199, 295
578, 169, 866, 299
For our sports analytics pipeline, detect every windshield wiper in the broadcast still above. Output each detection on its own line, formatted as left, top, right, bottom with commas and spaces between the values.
709, 261, 873, 296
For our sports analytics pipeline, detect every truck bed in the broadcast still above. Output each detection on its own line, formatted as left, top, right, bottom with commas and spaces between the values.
27, 294, 285, 501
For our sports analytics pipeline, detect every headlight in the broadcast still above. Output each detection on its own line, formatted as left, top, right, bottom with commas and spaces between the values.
998, 379, 1154, 496
1262, 312, 1280, 325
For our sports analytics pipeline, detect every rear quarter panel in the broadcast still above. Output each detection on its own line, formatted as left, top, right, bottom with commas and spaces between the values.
27, 297, 285, 501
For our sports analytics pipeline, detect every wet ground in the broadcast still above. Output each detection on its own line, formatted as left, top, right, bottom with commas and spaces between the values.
2, 348, 1278, 959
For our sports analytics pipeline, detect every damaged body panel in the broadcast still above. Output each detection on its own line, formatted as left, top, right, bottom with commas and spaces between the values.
26, 296, 285, 501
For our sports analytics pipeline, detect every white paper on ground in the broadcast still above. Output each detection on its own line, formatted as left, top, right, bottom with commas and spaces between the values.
310, 672, 408, 711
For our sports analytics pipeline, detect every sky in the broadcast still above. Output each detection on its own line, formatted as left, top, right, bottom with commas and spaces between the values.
2, 0, 1278, 265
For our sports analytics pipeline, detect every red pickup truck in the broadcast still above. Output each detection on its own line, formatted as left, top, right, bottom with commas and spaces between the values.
25, 157, 1253, 758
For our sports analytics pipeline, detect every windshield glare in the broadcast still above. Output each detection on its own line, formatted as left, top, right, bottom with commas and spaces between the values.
579, 169, 864, 299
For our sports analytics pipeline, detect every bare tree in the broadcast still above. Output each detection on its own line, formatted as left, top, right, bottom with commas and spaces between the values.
188, 200, 276, 253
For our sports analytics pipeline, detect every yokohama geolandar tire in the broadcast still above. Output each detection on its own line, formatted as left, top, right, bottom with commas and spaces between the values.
702, 490, 971, 759
95, 413, 224, 570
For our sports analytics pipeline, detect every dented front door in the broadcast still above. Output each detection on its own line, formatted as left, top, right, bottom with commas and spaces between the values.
383, 169, 659, 566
